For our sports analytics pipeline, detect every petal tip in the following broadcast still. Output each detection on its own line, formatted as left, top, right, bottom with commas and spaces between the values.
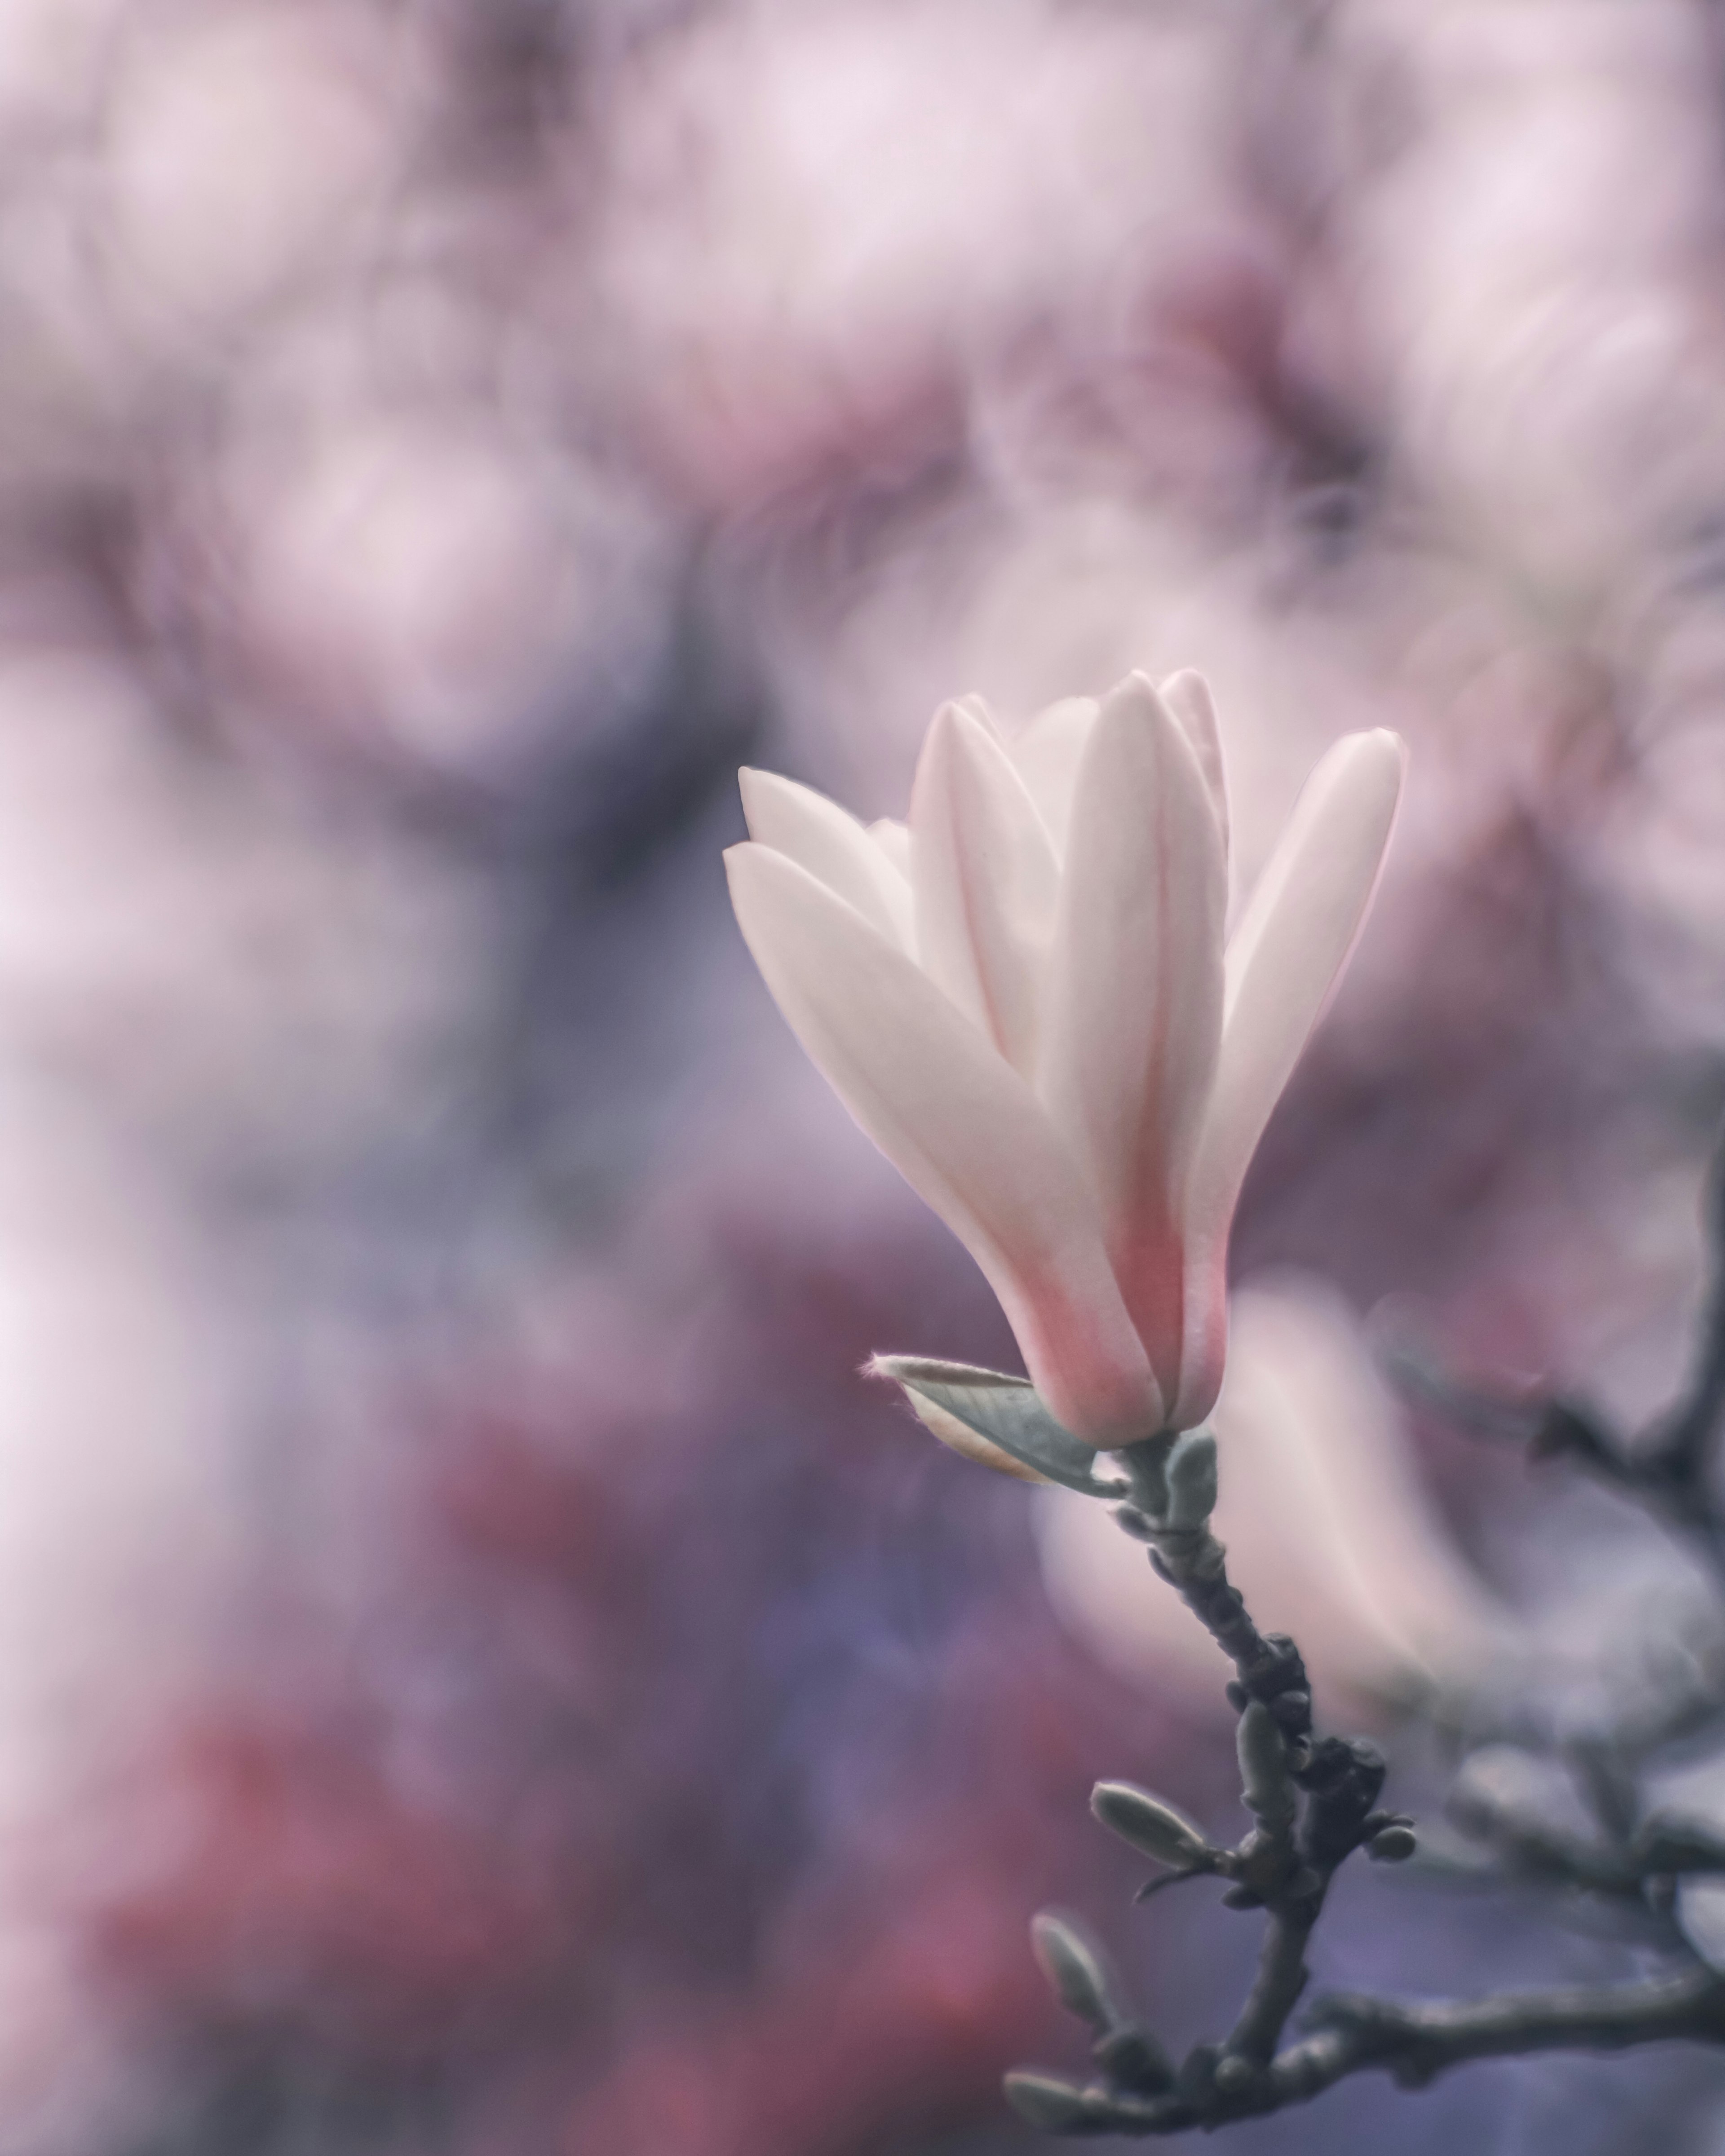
1348, 727, 1409, 773
736, 764, 770, 835
1103, 668, 1168, 712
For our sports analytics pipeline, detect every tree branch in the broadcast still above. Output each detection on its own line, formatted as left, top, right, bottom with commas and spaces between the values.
1226, 1903, 1317, 2064
1011, 1970, 1725, 2136
1010, 1120, 1725, 2143
1392, 1115, 1725, 1577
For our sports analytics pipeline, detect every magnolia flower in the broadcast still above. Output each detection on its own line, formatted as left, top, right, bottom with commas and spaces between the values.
725, 672, 1404, 1447
1035, 1278, 1515, 1721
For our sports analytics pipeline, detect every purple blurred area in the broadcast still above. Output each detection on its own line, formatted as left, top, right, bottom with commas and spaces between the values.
0, 1, 1723, 2150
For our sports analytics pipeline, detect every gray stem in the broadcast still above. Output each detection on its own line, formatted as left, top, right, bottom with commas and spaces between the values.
1079, 1971, 1725, 2135
1227, 1904, 1318, 2063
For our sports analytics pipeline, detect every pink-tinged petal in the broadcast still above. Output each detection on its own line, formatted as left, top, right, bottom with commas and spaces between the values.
1039, 674, 1227, 1400
953, 691, 1002, 736
908, 703, 1061, 1077
868, 816, 912, 879
1159, 670, 1229, 862
1036, 1278, 1512, 1722
726, 841, 1162, 1443
1175, 729, 1405, 1426
1008, 697, 1098, 857
739, 767, 912, 949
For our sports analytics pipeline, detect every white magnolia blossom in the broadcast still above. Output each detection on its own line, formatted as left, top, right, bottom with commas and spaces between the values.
725, 672, 1404, 1446
1036, 1278, 1515, 1719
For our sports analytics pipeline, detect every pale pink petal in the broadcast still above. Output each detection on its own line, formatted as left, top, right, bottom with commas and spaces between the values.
908, 703, 1061, 1077
1176, 730, 1405, 1426
739, 767, 913, 948
726, 841, 1162, 1443
1038, 674, 1227, 1401
953, 691, 1002, 736
1159, 670, 1229, 862
868, 816, 912, 879
1006, 697, 1098, 856
1036, 1277, 1511, 1722
1220, 1282, 1509, 1676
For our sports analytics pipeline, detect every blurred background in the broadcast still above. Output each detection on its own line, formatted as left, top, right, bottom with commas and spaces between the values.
0, 0, 1725, 2149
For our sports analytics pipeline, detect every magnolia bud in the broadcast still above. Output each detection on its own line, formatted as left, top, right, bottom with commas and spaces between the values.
1236, 1701, 1296, 1830
1091, 1780, 1213, 1869
1031, 1912, 1116, 2032
1163, 1431, 1218, 1529
1367, 1825, 1417, 1863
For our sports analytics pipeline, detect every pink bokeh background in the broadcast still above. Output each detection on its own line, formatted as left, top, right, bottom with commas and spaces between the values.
0, 2, 1720, 2149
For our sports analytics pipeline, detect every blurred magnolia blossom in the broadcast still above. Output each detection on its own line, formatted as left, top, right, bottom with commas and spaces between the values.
1036, 1277, 1513, 1721
205, 398, 674, 776
727, 672, 1403, 1445
592, 0, 1233, 505
97, 3, 412, 340
1333, 0, 1725, 605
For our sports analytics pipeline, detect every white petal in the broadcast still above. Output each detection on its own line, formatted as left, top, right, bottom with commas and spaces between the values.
1007, 697, 1099, 856
1177, 729, 1405, 1425
953, 691, 1003, 736
1035, 1277, 1510, 1721
1216, 1281, 1508, 1684
726, 841, 1162, 1443
868, 816, 912, 879
908, 703, 1060, 1077
739, 767, 913, 949
1038, 674, 1226, 1398
1159, 670, 1229, 862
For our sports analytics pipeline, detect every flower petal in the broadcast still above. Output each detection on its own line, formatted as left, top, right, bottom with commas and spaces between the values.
868, 816, 912, 879
1176, 729, 1405, 1425
909, 702, 1061, 1077
1008, 696, 1099, 857
727, 841, 1162, 1442
1159, 670, 1229, 862
739, 767, 913, 948
1038, 674, 1227, 1401
1035, 1277, 1509, 1721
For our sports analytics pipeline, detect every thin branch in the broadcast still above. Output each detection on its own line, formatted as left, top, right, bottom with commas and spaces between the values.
1014, 1277, 1725, 2147
1393, 1116, 1725, 1577
1283, 1969, 1725, 2102
1013, 1120, 1725, 2143
1227, 1904, 1316, 2063
1024, 1971, 1725, 2136
1079, 1505, 1385, 2074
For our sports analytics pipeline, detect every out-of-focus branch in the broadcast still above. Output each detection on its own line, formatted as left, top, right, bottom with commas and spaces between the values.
1010, 1969, 1725, 2135
1387, 1350, 1725, 1553
1390, 1119, 1725, 1573
1651, 1126, 1725, 1481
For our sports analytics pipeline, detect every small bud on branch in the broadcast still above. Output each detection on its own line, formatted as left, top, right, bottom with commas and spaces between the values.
1091, 1781, 1216, 1872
